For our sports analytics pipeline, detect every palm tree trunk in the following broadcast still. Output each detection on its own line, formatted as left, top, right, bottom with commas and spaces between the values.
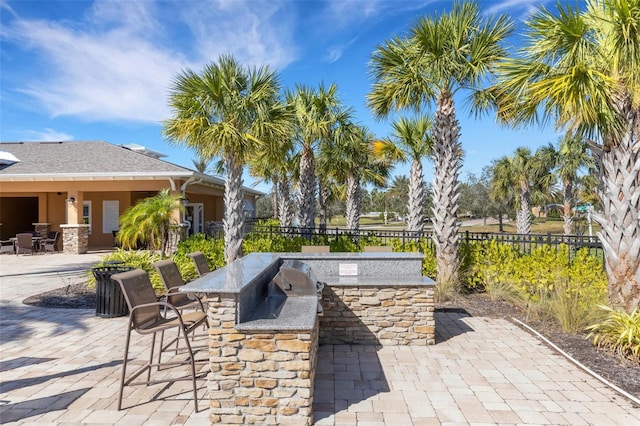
562, 181, 573, 235
345, 173, 360, 232
277, 176, 293, 228
223, 154, 244, 264
517, 182, 531, 234
318, 181, 329, 233
272, 181, 279, 220
407, 159, 425, 232
431, 90, 462, 289
298, 145, 316, 236
592, 123, 640, 312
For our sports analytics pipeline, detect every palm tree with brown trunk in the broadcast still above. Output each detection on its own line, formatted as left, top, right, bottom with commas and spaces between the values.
495, 0, 640, 311
287, 84, 345, 235
368, 1, 513, 292
163, 55, 290, 264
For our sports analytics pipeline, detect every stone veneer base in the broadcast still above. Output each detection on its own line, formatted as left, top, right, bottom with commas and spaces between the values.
319, 285, 435, 345
207, 294, 318, 425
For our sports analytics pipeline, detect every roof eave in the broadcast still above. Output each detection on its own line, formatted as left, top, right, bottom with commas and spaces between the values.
0, 171, 194, 182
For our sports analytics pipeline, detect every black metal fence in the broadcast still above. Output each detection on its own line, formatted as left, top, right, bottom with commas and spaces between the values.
249, 224, 433, 246
204, 222, 604, 263
462, 231, 604, 263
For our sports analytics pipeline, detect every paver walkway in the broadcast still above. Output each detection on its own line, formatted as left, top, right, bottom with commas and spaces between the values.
1, 252, 638, 425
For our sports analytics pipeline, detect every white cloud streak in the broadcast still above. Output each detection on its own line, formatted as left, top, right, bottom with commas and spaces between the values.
1, 0, 297, 123
484, 0, 550, 18
22, 128, 74, 141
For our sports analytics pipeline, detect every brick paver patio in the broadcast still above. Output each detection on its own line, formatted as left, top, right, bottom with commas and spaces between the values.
1, 252, 638, 425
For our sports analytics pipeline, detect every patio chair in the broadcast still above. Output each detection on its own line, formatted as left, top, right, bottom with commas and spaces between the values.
0, 239, 14, 254
364, 246, 392, 253
151, 259, 206, 313
15, 233, 35, 255
301, 245, 330, 253
110, 269, 208, 412
41, 231, 60, 253
187, 251, 211, 277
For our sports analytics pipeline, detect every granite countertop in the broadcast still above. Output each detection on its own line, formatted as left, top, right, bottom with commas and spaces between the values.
180, 251, 428, 295
181, 253, 281, 294
235, 296, 318, 331
318, 275, 436, 287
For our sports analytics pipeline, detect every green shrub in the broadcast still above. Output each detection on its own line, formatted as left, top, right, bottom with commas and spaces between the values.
174, 234, 225, 281
587, 306, 640, 364
90, 249, 163, 291
390, 238, 436, 279
465, 241, 607, 332
329, 235, 360, 253
243, 234, 304, 253
464, 240, 519, 292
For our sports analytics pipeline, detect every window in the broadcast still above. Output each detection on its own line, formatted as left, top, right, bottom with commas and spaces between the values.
83, 201, 92, 234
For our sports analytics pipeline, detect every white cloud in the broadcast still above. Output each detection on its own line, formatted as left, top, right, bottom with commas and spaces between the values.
22, 128, 73, 141
325, 37, 358, 63
180, 0, 296, 70
2, 0, 297, 124
484, 0, 549, 18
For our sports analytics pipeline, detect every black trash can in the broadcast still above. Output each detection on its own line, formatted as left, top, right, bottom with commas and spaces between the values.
92, 264, 133, 318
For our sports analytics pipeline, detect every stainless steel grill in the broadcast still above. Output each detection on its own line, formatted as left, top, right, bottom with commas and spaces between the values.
273, 259, 324, 313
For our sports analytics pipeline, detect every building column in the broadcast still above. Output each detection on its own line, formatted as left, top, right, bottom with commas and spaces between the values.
33, 223, 50, 238
61, 224, 89, 254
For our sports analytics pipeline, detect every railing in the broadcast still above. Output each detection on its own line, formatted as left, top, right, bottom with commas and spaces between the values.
250, 224, 433, 246
463, 231, 604, 263
203, 223, 605, 263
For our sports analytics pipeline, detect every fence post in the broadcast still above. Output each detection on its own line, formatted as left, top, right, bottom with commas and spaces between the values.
465, 230, 469, 244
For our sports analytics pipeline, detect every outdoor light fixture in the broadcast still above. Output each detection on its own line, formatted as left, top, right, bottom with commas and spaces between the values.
67, 197, 75, 204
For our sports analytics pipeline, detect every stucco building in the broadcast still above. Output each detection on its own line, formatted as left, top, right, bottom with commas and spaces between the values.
0, 141, 261, 253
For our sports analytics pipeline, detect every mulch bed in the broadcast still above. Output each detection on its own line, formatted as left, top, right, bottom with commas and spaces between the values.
23, 283, 640, 401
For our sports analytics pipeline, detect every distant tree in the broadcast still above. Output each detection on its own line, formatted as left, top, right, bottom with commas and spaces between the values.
191, 156, 213, 174
255, 193, 274, 218
459, 170, 497, 224
375, 116, 434, 231
490, 147, 554, 234
542, 133, 596, 235
386, 176, 410, 218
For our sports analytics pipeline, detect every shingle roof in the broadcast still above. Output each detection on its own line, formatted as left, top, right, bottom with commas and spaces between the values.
0, 140, 263, 195
0, 141, 190, 175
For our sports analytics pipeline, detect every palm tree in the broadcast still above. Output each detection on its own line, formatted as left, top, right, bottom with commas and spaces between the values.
495, 0, 639, 311
117, 189, 183, 258
163, 55, 290, 264
546, 134, 596, 235
386, 175, 410, 219
191, 155, 213, 174
328, 125, 387, 232
490, 147, 554, 235
375, 116, 433, 231
368, 1, 513, 288
316, 151, 340, 232
287, 83, 345, 234
249, 134, 298, 227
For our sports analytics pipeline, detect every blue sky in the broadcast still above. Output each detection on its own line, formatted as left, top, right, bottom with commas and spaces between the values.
1, 0, 567, 193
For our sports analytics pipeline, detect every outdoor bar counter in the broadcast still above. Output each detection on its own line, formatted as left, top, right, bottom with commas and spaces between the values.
181, 252, 435, 425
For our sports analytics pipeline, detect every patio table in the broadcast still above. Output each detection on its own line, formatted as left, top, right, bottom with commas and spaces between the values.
9, 236, 43, 252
